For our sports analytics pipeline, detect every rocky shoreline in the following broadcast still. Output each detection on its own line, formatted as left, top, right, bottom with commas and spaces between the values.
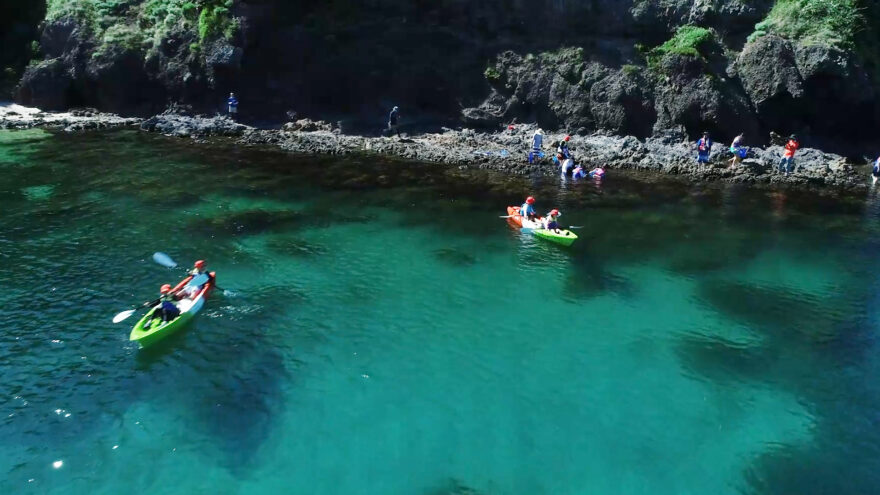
1, 104, 870, 191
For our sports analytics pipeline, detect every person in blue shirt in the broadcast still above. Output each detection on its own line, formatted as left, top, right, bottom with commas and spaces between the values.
387, 106, 400, 136
572, 165, 586, 179
227, 93, 238, 119
144, 284, 180, 328
696, 132, 712, 164
520, 196, 537, 220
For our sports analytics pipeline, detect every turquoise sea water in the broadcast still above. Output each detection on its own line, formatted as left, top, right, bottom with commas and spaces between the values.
2, 129, 880, 494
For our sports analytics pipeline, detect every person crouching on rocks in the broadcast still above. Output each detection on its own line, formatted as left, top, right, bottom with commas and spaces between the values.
557, 135, 572, 162
729, 133, 746, 168
696, 132, 712, 164
778, 134, 799, 175
227, 93, 238, 119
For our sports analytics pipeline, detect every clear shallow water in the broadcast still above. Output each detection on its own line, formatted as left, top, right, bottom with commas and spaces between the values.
2, 129, 880, 494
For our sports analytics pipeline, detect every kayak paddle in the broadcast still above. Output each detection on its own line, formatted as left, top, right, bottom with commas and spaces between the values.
113, 309, 138, 323
113, 298, 159, 323
153, 251, 233, 294
153, 252, 178, 268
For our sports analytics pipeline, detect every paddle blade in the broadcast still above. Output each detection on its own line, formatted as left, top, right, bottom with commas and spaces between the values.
113, 309, 137, 323
183, 273, 210, 290
152, 252, 177, 268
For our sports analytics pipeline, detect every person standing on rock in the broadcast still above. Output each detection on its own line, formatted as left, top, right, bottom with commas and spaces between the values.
778, 135, 799, 175
227, 93, 238, 119
529, 129, 544, 164
696, 132, 712, 164
872, 155, 880, 184
387, 106, 400, 137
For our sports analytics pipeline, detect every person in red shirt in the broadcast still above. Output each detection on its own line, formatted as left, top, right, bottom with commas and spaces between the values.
778, 134, 799, 175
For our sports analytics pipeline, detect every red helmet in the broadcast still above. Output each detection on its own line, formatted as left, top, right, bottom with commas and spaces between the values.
550, 209, 560, 216
564, 135, 571, 142
194, 260, 206, 270
526, 196, 535, 204
160, 284, 172, 294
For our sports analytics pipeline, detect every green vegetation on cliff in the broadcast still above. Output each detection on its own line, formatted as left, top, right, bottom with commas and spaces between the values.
749, 0, 863, 48
644, 26, 717, 72
45, 0, 238, 58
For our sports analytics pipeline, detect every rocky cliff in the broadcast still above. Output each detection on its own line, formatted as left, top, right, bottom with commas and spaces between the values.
8, 1, 880, 153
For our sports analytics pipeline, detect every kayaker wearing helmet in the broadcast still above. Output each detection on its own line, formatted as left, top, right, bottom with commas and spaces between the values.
185, 260, 213, 297
520, 196, 538, 220
779, 134, 799, 175
544, 209, 562, 232
145, 284, 180, 327
190, 260, 208, 277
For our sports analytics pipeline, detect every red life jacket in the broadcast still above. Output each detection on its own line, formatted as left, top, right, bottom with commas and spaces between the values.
783, 140, 798, 158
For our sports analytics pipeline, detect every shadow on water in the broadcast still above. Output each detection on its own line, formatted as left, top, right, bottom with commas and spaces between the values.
130, 287, 303, 475
679, 274, 880, 494
433, 248, 478, 267
697, 281, 851, 343
563, 250, 635, 301
422, 478, 484, 495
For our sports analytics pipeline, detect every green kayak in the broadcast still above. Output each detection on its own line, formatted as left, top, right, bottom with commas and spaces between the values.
130, 273, 215, 348
532, 228, 578, 247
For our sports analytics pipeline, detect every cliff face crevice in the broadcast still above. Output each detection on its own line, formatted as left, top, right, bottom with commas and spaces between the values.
9, 0, 880, 151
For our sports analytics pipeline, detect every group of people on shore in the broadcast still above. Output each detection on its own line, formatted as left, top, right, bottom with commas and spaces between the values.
695, 131, 800, 175
528, 129, 605, 180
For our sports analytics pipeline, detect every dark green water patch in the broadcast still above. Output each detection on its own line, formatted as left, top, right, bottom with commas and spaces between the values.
698, 281, 850, 344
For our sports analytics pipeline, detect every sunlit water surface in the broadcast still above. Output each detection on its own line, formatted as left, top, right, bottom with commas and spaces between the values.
2, 129, 880, 494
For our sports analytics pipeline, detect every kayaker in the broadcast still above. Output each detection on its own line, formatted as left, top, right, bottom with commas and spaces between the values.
544, 209, 562, 232
190, 259, 208, 278
520, 196, 538, 220
696, 132, 712, 164
185, 260, 212, 297
144, 284, 180, 327
778, 134, 799, 175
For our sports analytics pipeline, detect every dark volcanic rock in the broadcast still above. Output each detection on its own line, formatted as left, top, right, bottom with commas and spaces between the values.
16, 59, 72, 111
735, 35, 804, 129
140, 111, 249, 138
